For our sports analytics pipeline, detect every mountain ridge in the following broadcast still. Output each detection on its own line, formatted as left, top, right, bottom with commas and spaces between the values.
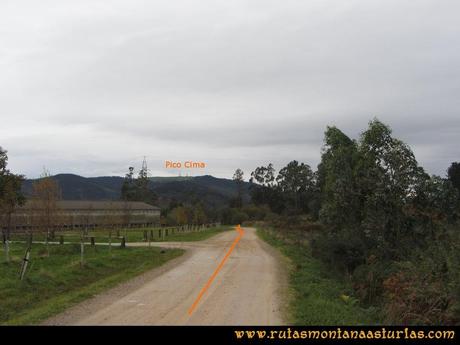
21, 173, 250, 208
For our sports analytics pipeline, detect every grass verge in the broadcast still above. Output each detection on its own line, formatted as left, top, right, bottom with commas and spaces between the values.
0, 243, 183, 325
257, 227, 380, 325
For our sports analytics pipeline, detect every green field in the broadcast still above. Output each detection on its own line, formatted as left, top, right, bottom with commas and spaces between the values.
257, 227, 380, 325
0, 243, 183, 325
1, 225, 230, 325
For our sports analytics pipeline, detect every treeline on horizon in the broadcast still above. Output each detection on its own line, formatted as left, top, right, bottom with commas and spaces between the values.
226, 118, 460, 325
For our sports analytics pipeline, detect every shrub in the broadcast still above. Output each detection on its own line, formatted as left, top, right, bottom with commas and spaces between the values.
382, 241, 459, 325
352, 257, 394, 305
219, 207, 248, 225
311, 230, 366, 274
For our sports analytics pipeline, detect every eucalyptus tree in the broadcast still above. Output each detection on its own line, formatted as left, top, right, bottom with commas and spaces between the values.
358, 119, 423, 257
232, 168, 244, 208
318, 126, 360, 233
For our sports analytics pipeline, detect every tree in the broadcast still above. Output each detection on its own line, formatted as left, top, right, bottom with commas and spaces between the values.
276, 160, 314, 214
249, 164, 283, 212
232, 168, 244, 208
318, 126, 360, 232
121, 164, 157, 205
447, 162, 460, 193
358, 119, 423, 256
410, 175, 459, 240
31, 169, 61, 241
0, 147, 25, 263
122, 201, 132, 228
192, 203, 207, 225
170, 206, 189, 225
249, 166, 267, 206
135, 163, 157, 205
121, 167, 136, 201
264, 163, 276, 188
316, 119, 428, 270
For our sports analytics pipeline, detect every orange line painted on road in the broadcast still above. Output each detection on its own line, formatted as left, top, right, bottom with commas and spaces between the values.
188, 225, 244, 316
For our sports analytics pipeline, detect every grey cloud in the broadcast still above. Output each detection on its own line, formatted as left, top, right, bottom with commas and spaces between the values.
1, 0, 459, 178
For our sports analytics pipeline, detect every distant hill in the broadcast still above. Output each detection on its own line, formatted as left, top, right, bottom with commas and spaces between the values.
150, 176, 194, 183
22, 174, 250, 208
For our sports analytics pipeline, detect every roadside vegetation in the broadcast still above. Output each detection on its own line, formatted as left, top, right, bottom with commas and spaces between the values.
257, 226, 379, 325
229, 119, 460, 325
0, 243, 183, 325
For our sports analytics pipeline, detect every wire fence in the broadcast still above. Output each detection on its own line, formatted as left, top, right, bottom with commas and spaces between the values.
5, 222, 222, 245
1, 222, 223, 279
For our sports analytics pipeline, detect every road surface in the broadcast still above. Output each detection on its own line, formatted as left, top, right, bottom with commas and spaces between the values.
43, 227, 287, 325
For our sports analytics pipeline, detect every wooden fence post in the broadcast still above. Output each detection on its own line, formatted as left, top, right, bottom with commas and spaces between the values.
19, 246, 31, 280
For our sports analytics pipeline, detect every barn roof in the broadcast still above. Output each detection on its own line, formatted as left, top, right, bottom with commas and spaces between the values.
20, 200, 160, 211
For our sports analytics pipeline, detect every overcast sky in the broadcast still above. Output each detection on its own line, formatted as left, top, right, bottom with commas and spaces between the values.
1, 0, 459, 179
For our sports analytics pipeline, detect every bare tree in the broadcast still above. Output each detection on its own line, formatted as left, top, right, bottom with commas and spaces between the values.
31, 169, 61, 256
122, 201, 132, 238
101, 207, 113, 254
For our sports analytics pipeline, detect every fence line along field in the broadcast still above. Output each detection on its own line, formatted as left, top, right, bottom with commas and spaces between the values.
10, 222, 223, 245
0, 223, 229, 325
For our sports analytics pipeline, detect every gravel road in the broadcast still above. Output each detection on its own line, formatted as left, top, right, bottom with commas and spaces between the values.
43, 227, 287, 325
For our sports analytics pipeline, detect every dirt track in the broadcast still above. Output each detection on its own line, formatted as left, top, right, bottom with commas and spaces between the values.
43, 227, 288, 325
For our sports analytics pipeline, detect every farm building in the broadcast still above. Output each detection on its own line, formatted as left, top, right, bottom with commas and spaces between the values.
7, 200, 161, 230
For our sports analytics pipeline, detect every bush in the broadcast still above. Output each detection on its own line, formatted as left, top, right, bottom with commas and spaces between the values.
219, 208, 248, 225
382, 240, 460, 325
352, 257, 394, 306
311, 230, 366, 275
231, 210, 248, 225
241, 205, 271, 220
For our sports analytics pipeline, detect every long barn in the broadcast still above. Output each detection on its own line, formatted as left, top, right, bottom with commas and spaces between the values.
8, 200, 161, 230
